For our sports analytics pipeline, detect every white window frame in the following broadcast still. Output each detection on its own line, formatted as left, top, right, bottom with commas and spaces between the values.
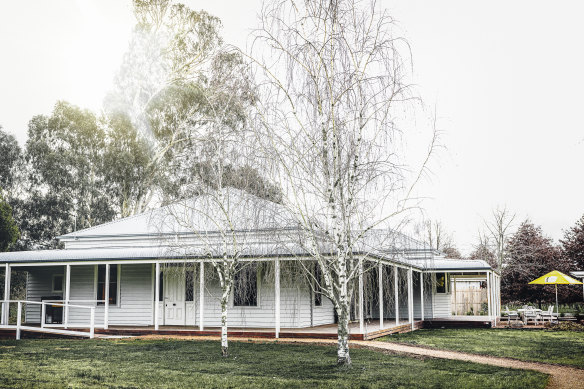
51, 273, 64, 293
94, 264, 122, 307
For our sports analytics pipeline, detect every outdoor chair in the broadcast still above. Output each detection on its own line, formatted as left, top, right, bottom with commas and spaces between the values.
504, 306, 519, 324
539, 306, 558, 323
523, 309, 540, 325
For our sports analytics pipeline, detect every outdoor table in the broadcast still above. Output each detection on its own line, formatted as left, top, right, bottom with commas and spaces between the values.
517, 309, 542, 324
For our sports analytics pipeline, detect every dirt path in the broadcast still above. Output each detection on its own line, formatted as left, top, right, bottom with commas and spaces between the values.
134, 335, 583, 389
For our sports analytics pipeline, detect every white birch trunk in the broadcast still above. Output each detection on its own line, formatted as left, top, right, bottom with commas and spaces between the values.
336, 259, 351, 366
220, 287, 230, 357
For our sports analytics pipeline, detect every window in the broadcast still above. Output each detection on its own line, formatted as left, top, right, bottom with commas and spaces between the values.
97, 265, 118, 305
52, 274, 63, 293
185, 271, 194, 302
314, 265, 322, 306
435, 272, 448, 294
158, 271, 164, 302
233, 264, 258, 307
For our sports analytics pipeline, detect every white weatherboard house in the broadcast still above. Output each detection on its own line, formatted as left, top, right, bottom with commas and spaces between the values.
0, 191, 501, 339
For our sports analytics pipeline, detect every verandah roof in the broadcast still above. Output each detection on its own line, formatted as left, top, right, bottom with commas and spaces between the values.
0, 245, 492, 273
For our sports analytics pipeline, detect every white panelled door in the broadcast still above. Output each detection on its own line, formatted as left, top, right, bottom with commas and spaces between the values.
164, 271, 186, 325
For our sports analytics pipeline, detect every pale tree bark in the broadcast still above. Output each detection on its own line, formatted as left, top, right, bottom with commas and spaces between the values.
248, 0, 436, 366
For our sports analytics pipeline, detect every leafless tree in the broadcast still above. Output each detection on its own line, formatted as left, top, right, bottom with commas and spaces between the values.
248, 0, 436, 365
483, 206, 516, 272
161, 47, 265, 357
424, 220, 452, 251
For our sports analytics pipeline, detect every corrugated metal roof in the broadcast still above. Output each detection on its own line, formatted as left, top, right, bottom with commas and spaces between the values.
409, 258, 493, 271
0, 244, 492, 272
58, 188, 297, 240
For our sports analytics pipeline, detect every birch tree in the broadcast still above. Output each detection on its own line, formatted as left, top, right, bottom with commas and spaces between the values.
163, 49, 275, 357
250, 0, 434, 365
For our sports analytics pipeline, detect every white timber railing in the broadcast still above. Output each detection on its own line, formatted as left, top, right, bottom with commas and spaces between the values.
0, 300, 96, 340
42, 300, 105, 329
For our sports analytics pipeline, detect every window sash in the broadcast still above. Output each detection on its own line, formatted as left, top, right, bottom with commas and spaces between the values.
97, 265, 118, 305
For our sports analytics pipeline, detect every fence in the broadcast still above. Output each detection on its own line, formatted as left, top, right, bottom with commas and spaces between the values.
451, 288, 488, 316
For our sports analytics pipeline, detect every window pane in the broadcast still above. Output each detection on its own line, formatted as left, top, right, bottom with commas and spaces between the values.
436, 273, 447, 294
185, 271, 194, 302
233, 264, 257, 306
159, 272, 164, 302
53, 275, 63, 292
314, 265, 322, 306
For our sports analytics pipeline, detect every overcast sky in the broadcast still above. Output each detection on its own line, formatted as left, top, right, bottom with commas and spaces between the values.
1, 0, 583, 254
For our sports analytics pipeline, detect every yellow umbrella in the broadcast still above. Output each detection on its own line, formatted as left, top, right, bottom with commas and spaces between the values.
529, 270, 583, 315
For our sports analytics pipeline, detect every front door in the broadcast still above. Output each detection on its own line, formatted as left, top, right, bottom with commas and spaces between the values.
164, 271, 186, 325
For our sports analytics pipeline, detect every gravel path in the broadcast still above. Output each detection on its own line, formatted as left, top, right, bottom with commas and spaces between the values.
134, 335, 583, 389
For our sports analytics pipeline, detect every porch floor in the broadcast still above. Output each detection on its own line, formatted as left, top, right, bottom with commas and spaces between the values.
10, 316, 495, 340
66, 319, 425, 340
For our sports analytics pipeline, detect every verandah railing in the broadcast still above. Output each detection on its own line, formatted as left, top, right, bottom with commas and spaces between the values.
0, 300, 96, 339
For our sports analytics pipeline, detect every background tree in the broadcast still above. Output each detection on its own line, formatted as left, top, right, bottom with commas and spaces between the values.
560, 214, 584, 271
19, 101, 115, 248
0, 195, 19, 252
423, 219, 461, 258
468, 234, 496, 267
503, 220, 573, 306
250, 0, 434, 366
104, 0, 224, 213
483, 206, 516, 273
0, 126, 22, 199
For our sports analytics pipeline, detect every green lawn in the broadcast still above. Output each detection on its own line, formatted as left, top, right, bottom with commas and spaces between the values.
0, 338, 547, 388
381, 328, 584, 368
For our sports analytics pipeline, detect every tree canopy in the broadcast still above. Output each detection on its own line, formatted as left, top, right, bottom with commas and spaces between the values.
502, 220, 573, 306
0, 195, 19, 252
560, 214, 584, 271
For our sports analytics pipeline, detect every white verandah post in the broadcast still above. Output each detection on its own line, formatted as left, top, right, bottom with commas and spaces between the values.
486, 271, 492, 318
16, 301, 21, 340
154, 263, 160, 331
378, 263, 383, 330
199, 262, 204, 331
394, 265, 399, 326
3, 264, 10, 325
64, 264, 71, 329
498, 274, 502, 317
358, 259, 364, 334
90, 307, 95, 339
453, 274, 457, 315
420, 272, 424, 321
275, 258, 280, 338
104, 263, 110, 330
408, 268, 413, 330
41, 303, 46, 329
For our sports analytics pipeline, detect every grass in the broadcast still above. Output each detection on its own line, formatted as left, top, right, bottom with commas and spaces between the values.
0, 338, 548, 388
381, 328, 584, 368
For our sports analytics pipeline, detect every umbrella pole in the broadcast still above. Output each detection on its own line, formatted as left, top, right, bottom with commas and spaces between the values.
555, 284, 558, 317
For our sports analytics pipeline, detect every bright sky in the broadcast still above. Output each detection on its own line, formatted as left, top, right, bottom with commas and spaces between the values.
1, 0, 583, 254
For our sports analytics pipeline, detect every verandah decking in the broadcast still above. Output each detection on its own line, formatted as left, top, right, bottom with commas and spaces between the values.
0, 319, 439, 340
89, 319, 426, 340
